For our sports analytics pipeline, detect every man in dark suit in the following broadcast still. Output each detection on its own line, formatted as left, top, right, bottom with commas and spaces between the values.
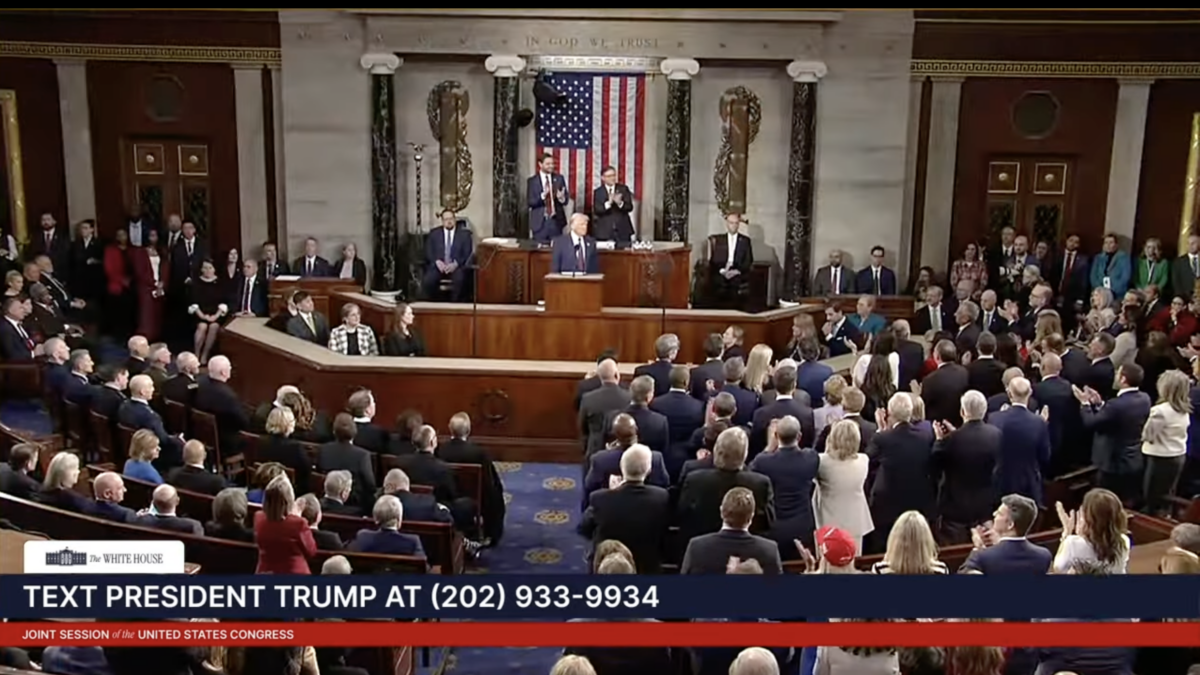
119, 374, 184, 470
633, 333, 678, 397
347, 495, 426, 558
296, 494, 343, 550
161, 352, 200, 406
125, 206, 157, 249
959, 493, 1052, 575
1172, 233, 1200, 301
527, 153, 569, 244
953, 301, 982, 360
62, 349, 95, 406
380, 468, 452, 524
681, 486, 782, 574
716, 357, 760, 427
293, 237, 332, 277
1086, 332, 1118, 400
285, 291, 331, 345
677, 427, 774, 542
1034, 352, 1085, 475
258, 241, 290, 280
319, 471, 362, 517
317, 414, 378, 509
439, 412, 507, 544
167, 221, 204, 288
136, 484, 203, 536
685, 393, 737, 459
602, 376, 671, 457
922, 339, 970, 426
854, 245, 898, 295
579, 443, 670, 573
0, 443, 41, 500
88, 471, 137, 523
422, 209, 474, 301
573, 349, 619, 410
584, 415, 670, 507
707, 213, 753, 309
821, 301, 861, 358
688, 334, 726, 400
649, 365, 705, 475
591, 166, 635, 243
551, 213, 599, 274
67, 219, 104, 304
391, 426, 477, 539
990, 376, 1051, 506
578, 359, 631, 456
228, 259, 269, 318
27, 213, 69, 275
748, 366, 814, 459
1078, 363, 1151, 504
749, 415, 819, 555
811, 249, 855, 297
976, 290, 1011, 335
913, 285, 953, 336
88, 364, 129, 420
893, 320, 925, 391
345, 389, 390, 455
164, 440, 226, 496
966, 331, 1006, 398
0, 297, 36, 362
815, 387, 876, 453
930, 390, 1001, 544
794, 338, 834, 405
193, 356, 249, 455
867, 393, 937, 538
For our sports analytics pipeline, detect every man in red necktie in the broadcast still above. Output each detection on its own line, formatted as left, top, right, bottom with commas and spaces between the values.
552, 213, 595, 275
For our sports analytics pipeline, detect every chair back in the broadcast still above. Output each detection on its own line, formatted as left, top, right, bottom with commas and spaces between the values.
164, 399, 189, 436
116, 424, 137, 462
190, 409, 221, 461
63, 400, 87, 449
88, 410, 115, 464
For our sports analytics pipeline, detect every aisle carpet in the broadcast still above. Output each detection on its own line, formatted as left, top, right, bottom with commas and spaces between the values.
0, 402, 583, 675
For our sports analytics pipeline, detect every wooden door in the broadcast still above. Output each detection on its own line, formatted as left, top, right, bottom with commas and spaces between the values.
984, 157, 1073, 248
123, 138, 212, 240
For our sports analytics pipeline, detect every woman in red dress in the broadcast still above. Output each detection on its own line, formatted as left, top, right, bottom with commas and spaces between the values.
102, 228, 136, 338
131, 228, 169, 341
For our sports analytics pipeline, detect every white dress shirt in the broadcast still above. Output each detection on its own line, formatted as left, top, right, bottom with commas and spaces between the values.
723, 232, 738, 270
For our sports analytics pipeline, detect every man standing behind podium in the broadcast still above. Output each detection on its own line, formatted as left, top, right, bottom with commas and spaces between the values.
552, 214, 600, 275
527, 154, 569, 244
591, 165, 634, 243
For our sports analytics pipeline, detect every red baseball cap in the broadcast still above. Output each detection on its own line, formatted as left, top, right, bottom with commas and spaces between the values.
815, 526, 857, 567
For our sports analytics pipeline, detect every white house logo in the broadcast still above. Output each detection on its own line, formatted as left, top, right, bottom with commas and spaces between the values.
45, 548, 88, 566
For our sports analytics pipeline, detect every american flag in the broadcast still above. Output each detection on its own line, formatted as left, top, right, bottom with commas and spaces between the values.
535, 72, 646, 213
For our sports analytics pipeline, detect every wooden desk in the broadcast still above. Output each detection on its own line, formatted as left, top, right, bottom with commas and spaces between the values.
223, 319, 860, 462
475, 240, 691, 308
269, 278, 363, 316
332, 292, 818, 363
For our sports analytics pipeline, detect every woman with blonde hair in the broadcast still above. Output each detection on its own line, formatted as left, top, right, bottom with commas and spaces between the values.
122, 428, 163, 485
1141, 369, 1192, 516
1032, 309, 1063, 348
743, 343, 774, 394
813, 375, 847, 433
871, 510, 947, 574
253, 474, 315, 574
247, 462, 287, 504
37, 451, 91, 513
1053, 488, 1129, 574
591, 539, 634, 573
815, 420, 873, 552
550, 655, 596, 675
788, 313, 827, 361
261, 406, 311, 492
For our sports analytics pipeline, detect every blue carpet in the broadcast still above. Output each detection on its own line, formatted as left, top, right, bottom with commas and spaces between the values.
0, 402, 582, 675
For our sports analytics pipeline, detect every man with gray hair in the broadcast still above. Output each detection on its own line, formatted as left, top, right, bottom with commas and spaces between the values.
125, 335, 150, 376
579, 358, 631, 456
677, 427, 774, 541
891, 319, 926, 390
145, 342, 171, 391
866, 392, 936, 538
382, 467, 451, 524
930, 390, 1001, 544
634, 333, 680, 396
161, 351, 200, 405
989, 375, 1051, 506
296, 493, 343, 551
719, 356, 759, 426
91, 472, 136, 523
729, 647, 780, 675
602, 375, 669, 455
439, 411, 507, 545
320, 470, 358, 516
392, 424, 482, 545
579, 443, 670, 573
750, 415, 819, 553
1033, 351, 1077, 474
347, 494, 425, 558
320, 555, 352, 575
921, 338, 969, 426
193, 354, 250, 449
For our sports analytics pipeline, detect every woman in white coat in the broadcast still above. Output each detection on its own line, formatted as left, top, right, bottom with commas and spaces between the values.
813, 418, 874, 552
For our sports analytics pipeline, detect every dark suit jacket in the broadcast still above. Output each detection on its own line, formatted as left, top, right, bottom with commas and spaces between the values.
1082, 389, 1151, 476
68, 236, 105, 299
990, 405, 1052, 504
854, 266, 898, 295
866, 422, 936, 526
193, 379, 250, 452
824, 318, 861, 358
165, 465, 226, 497
319, 496, 361, 517
688, 359, 724, 400
227, 273, 269, 317
89, 499, 137, 523
286, 312, 331, 345
930, 419, 1001, 525
966, 356, 1007, 399
632, 360, 673, 397
959, 537, 1052, 575
1171, 255, 1199, 300
0, 465, 41, 500
707, 233, 753, 277
748, 446, 819, 550
815, 413, 877, 454
310, 528, 342, 550
583, 446, 670, 508
28, 229, 70, 275
137, 513, 203, 536
795, 361, 835, 406
913, 303, 954, 336
602, 404, 670, 456
62, 371, 93, 406
167, 239, 204, 287
591, 183, 635, 242
205, 520, 255, 543
677, 467, 774, 541
811, 264, 855, 296
425, 226, 474, 269
681, 528, 782, 575
348, 528, 425, 557
389, 489, 452, 524
527, 172, 569, 242
436, 437, 506, 541
317, 441, 377, 507
749, 396, 815, 458
551, 233, 600, 274
29, 302, 68, 341
977, 307, 1012, 335
117, 398, 183, 469
1087, 357, 1117, 400
160, 373, 199, 406
0, 319, 35, 361
89, 385, 127, 420
1060, 347, 1091, 387
922, 363, 970, 426
579, 482, 670, 573
717, 382, 760, 427
1034, 375, 1081, 463
649, 390, 705, 452
896, 339, 925, 391
579, 383, 632, 454
955, 323, 982, 360
292, 255, 332, 278
391, 451, 458, 505
259, 259, 289, 280
1053, 250, 1091, 302
258, 434, 312, 495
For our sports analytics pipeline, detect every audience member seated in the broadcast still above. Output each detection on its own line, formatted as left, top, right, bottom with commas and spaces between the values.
1053, 487, 1130, 575
579, 444, 670, 573
381, 467, 451, 523
821, 301, 861, 358
137, 484, 203, 536
422, 208, 473, 301
281, 389, 332, 444
297, 493, 343, 551
166, 439, 226, 496
36, 451, 91, 513
959, 493, 1050, 575
438, 411, 507, 545
194, 355, 250, 451
391, 424, 478, 540
348, 494, 426, 558
144, 342, 172, 392
259, 406, 312, 492
870, 510, 947, 574
814, 419, 873, 554
345, 388, 389, 454
248, 462, 286, 504
40, 337, 71, 396
382, 302, 425, 357
0, 295, 36, 361
254, 474, 316, 574
205, 487, 254, 543
266, 289, 300, 333
285, 291, 331, 345
677, 427, 774, 542
89, 362, 130, 420
749, 415, 818, 557
321, 555, 352, 575
90, 471, 137, 523
0, 442, 40, 500
123, 428, 164, 485
318, 413, 377, 509
681, 487, 781, 574
328, 302, 379, 356
160, 351, 200, 405
118, 373, 183, 469
62, 348, 96, 405
186, 261, 227, 362
584, 414, 669, 507
319, 470, 360, 517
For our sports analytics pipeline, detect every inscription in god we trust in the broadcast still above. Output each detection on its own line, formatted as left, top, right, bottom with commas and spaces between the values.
525, 36, 660, 51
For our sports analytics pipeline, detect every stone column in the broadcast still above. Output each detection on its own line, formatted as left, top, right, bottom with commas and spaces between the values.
232, 63, 269, 254
1105, 78, 1153, 244
361, 53, 402, 295
485, 55, 527, 239
269, 64, 287, 246
920, 76, 964, 270
783, 60, 827, 299
898, 75, 925, 285
54, 59, 96, 226
660, 58, 700, 242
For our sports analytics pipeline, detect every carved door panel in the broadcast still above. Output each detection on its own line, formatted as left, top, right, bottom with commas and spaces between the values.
984, 157, 1073, 248
123, 138, 211, 239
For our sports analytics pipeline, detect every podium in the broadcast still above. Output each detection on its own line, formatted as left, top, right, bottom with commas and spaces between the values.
543, 273, 604, 314
269, 277, 363, 316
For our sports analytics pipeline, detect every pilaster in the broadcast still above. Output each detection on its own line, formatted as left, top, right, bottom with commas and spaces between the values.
920, 76, 963, 270
54, 58, 96, 226
361, 52, 402, 294
485, 54, 527, 238
660, 58, 700, 242
782, 60, 826, 299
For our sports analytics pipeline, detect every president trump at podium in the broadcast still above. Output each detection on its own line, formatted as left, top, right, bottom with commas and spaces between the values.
552, 213, 600, 275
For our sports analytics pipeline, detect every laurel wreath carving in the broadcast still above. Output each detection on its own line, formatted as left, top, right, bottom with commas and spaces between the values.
713, 86, 762, 217
426, 81, 473, 211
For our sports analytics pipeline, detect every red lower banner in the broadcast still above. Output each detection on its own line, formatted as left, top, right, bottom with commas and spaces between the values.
2, 622, 1199, 647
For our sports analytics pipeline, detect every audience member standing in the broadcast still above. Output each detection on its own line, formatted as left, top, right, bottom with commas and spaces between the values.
867, 393, 935, 550
680, 487, 781, 574
253, 474, 316, 574
814, 420, 873, 553
1077, 363, 1151, 504
959, 493, 1052, 575
930, 391, 1001, 543
989, 377, 1051, 506
750, 415, 819, 556
1140, 369, 1191, 516
920, 340, 970, 427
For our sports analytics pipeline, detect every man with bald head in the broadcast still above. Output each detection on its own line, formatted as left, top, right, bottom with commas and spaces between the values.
125, 335, 150, 376
583, 413, 670, 507
118, 373, 184, 470
579, 443, 670, 572
1034, 351, 1081, 474
989, 375, 1052, 505
161, 351, 200, 405
977, 289, 1010, 334
90, 472, 136, 523
552, 213, 599, 274
135, 484, 203, 535
194, 355, 250, 452
579, 358, 631, 456
812, 249, 854, 296
166, 440, 226, 496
